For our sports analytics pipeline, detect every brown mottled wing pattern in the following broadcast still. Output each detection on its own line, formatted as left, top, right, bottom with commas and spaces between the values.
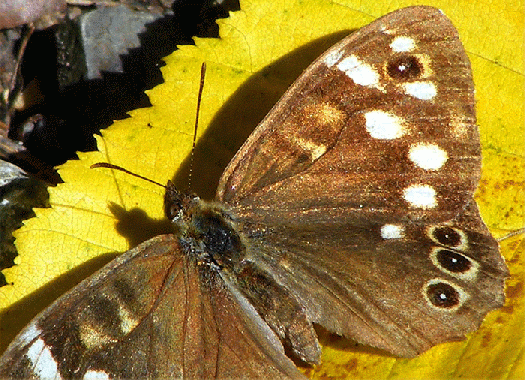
217, 7, 508, 357
0, 236, 305, 379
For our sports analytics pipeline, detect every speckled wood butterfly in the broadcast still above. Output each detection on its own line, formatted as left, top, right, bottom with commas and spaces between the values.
0, 6, 508, 379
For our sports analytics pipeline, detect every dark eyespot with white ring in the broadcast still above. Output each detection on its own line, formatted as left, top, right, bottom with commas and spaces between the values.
436, 249, 471, 273
426, 282, 460, 308
430, 247, 479, 281
427, 225, 467, 250
387, 55, 422, 79
433, 226, 462, 247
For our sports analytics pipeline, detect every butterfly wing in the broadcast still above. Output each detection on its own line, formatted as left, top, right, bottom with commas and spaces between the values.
216, 6, 508, 357
239, 201, 507, 357
0, 235, 305, 379
218, 6, 479, 224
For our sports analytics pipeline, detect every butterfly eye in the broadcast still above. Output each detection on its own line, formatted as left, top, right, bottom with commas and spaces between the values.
426, 282, 460, 308
436, 249, 472, 273
386, 55, 422, 79
169, 203, 184, 221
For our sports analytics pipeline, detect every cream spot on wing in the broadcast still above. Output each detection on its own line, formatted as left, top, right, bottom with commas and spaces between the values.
415, 54, 433, 78
304, 102, 346, 131
337, 55, 381, 89
26, 338, 62, 379
390, 36, 416, 52
324, 48, 344, 67
403, 81, 437, 100
80, 323, 117, 349
294, 137, 327, 161
449, 116, 474, 139
119, 306, 140, 335
409, 143, 448, 170
403, 184, 437, 209
381, 224, 405, 239
364, 110, 407, 139
84, 370, 111, 380
316, 102, 345, 127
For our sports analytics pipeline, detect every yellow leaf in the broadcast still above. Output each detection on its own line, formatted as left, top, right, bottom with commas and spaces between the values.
1, 0, 523, 378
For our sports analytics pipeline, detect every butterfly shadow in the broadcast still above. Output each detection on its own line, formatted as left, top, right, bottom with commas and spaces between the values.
171, 29, 355, 199
314, 325, 398, 360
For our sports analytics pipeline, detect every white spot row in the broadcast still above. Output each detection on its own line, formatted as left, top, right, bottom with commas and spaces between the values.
390, 36, 416, 52
403, 184, 437, 209
24, 326, 112, 379
409, 143, 448, 170
26, 337, 63, 380
363, 110, 448, 170
364, 110, 406, 139
336, 55, 382, 90
362, 109, 446, 210
381, 224, 405, 239
402, 81, 437, 100
19, 322, 40, 346
84, 370, 111, 380
324, 47, 344, 67
380, 186, 438, 241
325, 44, 437, 102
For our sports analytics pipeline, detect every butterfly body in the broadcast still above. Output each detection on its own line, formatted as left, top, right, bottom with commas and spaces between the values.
0, 6, 508, 379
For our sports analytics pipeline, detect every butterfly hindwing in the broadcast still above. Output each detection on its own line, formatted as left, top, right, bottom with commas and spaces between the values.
242, 200, 507, 357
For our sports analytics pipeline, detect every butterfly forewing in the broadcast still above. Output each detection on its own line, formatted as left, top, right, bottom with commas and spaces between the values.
218, 6, 479, 224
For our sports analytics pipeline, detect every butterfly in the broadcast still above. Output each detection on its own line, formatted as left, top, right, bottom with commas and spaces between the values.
0, 5, 508, 379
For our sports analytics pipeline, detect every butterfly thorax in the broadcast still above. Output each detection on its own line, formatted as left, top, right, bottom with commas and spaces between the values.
164, 180, 246, 271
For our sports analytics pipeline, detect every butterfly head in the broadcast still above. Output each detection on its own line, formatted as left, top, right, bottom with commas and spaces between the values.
164, 180, 200, 225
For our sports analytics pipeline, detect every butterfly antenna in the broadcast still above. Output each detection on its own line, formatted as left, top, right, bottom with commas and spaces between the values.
91, 65, 206, 191
187, 62, 207, 192
90, 162, 166, 188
